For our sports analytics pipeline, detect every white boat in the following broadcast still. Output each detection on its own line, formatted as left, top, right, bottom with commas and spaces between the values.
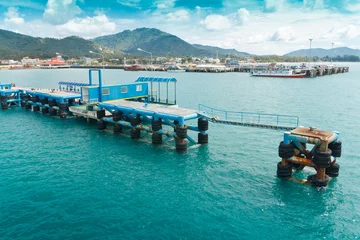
251, 69, 306, 78
167, 66, 186, 73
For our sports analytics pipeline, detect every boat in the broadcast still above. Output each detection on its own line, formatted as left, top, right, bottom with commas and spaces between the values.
167, 65, 186, 73
251, 69, 306, 78
124, 65, 142, 71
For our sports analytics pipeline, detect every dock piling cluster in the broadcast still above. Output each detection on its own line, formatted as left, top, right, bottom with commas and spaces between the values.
277, 127, 342, 187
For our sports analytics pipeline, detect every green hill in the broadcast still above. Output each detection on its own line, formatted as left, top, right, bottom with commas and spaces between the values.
93, 28, 213, 57
284, 47, 360, 58
0, 29, 106, 59
192, 44, 251, 57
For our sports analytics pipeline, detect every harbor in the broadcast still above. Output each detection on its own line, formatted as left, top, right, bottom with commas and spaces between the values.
0, 66, 358, 239
0, 68, 344, 187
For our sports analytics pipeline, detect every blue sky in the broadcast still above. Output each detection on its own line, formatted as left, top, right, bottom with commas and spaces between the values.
0, 0, 360, 54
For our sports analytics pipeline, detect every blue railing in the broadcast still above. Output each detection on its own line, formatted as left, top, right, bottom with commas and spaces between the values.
198, 104, 299, 129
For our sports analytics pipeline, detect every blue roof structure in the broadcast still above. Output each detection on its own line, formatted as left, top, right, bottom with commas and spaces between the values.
58, 82, 94, 86
135, 77, 177, 83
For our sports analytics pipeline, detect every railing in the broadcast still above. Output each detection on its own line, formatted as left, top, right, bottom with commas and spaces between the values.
198, 104, 299, 130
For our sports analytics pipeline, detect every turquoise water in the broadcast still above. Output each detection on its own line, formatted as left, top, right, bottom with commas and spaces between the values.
1, 65, 360, 239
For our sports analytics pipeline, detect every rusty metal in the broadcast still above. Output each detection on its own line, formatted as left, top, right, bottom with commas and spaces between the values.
279, 126, 341, 187
287, 156, 314, 167
291, 127, 334, 142
316, 168, 326, 180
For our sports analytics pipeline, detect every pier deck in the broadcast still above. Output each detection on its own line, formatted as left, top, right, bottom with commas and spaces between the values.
24, 89, 81, 100
103, 100, 197, 117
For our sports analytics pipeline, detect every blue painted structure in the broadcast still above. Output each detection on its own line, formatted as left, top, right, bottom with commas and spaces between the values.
0, 83, 12, 90
0, 84, 21, 107
59, 82, 93, 93
82, 83, 148, 103
135, 76, 177, 105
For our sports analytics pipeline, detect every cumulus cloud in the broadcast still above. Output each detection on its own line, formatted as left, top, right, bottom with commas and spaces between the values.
43, 0, 82, 25
270, 26, 296, 41
4, 7, 24, 25
340, 25, 360, 39
322, 25, 360, 40
264, 0, 285, 12
247, 33, 270, 44
56, 14, 116, 38
200, 14, 231, 30
237, 8, 250, 25
154, 0, 175, 9
166, 10, 189, 21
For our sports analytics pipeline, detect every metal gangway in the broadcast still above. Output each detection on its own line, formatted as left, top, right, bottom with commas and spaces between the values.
198, 104, 299, 131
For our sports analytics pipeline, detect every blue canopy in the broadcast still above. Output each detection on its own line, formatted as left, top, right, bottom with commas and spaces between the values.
135, 77, 177, 83
58, 81, 94, 86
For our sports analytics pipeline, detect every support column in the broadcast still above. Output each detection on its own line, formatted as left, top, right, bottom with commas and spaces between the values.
152, 117, 162, 144
197, 118, 208, 144
175, 124, 187, 152
130, 115, 141, 139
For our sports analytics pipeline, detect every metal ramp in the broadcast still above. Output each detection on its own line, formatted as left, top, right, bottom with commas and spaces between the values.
198, 104, 299, 131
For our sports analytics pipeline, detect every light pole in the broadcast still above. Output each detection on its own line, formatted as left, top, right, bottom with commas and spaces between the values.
137, 48, 153, 71
308, 38, 313, 68
331, 42, 334, 64
89, 51, 105, 69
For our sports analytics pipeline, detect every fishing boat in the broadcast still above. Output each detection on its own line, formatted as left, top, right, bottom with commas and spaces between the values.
124, 65, 142, 71
167, 65, 186, 73
251, 69, 306, 78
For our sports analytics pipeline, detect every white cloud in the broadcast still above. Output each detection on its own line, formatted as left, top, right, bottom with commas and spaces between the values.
4, 7, 24, 25
0, 0, 44, 9
264, 0, 285, 12
303, 0, 324, 9
200, 14, 231, 30
117, 0, 141, 8
339, 25, 360, 39
237, 8, 250, 25
322, 25, 360, 40
196, 6, 201, 15
270, 26, 296, 41
166, 10, 189, 21
346, 3, 360, 13
154, 0, 175, 9
43, 0, 82, 25
56, 14, 117, 38
247, 33, 270, 44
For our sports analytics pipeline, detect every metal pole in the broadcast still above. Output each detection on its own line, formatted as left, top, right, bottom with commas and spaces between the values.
151, 53, 153, 71
331, 42, 334, 63
308, 38, 313, 68
102, 54, 105, 69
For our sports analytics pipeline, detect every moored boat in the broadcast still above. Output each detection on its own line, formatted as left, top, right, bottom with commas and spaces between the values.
251, 69, 306, 78
124, 65, 142, 71
167, 65, 186, 73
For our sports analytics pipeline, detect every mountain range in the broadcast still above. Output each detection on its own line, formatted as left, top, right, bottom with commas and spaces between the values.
0, 29, 101, 59
0, 28, 359, 59
92, 28, 251, 57
285, 47, 360, 58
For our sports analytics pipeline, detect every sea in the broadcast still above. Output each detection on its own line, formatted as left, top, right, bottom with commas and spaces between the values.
0, 63, 359, 239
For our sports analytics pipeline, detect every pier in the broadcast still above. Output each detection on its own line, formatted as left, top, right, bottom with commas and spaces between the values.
71, 64, 349, 78
0, 69, 343, 187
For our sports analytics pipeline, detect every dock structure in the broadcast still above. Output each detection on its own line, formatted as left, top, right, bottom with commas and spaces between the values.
0, 69, 343, 187
1, 69, 209, 152
277, 127, 342, 187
